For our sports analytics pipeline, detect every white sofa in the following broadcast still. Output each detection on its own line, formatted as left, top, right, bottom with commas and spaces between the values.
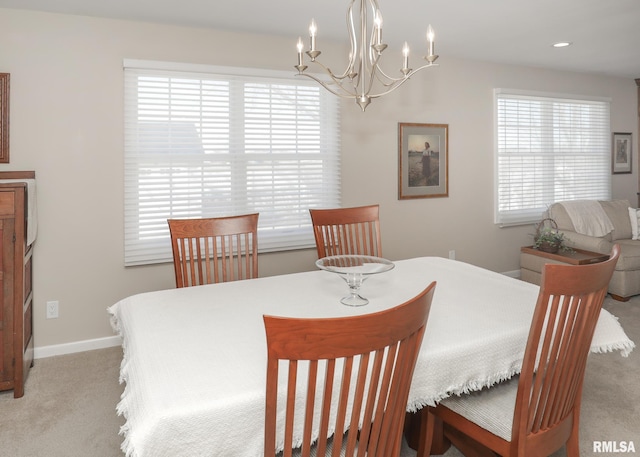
547, 199, 640, 301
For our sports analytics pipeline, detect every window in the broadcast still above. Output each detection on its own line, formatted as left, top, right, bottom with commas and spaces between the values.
495, 89, 611, 226
124, 60, 341, 266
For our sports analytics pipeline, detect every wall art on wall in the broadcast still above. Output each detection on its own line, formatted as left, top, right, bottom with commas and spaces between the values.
0, 73, 9, 163
398, 122, 448, 199
612, 132, 632, 174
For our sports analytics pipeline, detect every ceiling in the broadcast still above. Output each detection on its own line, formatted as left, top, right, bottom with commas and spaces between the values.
1, 0, 639, 80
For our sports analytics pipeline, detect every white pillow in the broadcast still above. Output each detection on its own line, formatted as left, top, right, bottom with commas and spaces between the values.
629, 207, 640, 240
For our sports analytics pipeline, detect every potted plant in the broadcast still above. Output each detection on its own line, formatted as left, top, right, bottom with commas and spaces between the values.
533, 218, 568, 253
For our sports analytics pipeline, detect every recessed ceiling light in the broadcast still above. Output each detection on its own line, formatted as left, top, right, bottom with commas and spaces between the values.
552, 42, 572, 48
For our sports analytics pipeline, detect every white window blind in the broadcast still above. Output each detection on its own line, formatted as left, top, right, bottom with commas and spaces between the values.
494, 89, 611, 226
124, 61, 341, 266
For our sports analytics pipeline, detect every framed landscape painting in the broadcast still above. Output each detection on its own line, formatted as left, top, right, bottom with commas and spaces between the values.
398, 122, 448, 199
612, 132, 632, 174
0, 73, 8, 163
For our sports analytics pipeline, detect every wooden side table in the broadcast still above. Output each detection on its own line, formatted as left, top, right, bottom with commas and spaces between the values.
520, 246, 610, 285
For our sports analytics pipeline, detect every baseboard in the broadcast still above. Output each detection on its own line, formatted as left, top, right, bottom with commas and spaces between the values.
34, 335, 122, 359
502, 269, 521, 279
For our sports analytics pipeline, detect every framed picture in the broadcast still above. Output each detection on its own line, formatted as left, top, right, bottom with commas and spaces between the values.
0, 73, 8, 163
398, 122, 448, 199
612, 132, 632, 174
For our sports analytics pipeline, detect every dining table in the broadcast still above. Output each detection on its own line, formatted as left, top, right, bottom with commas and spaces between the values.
108, 256, 634, 457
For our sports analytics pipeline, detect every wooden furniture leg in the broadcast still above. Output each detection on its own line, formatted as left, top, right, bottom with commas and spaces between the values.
404, 409, 451, 456
609, 293, 630, 302
443, 425, 498, 457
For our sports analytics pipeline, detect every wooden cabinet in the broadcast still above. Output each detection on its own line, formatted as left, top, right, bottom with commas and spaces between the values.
0, 171, 35, 398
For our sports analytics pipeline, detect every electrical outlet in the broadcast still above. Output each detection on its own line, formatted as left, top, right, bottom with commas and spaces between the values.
448, 250, 456, 260
46, 300, 59, 319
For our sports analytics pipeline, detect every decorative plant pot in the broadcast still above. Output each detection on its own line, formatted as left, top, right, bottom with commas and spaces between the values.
534, 218, 564, 253
537, 241, 560, 253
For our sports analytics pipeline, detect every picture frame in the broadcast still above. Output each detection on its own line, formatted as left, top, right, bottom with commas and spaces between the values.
612, 132, 632, 174
398, 122, 448, 199
0, 73, 8, 164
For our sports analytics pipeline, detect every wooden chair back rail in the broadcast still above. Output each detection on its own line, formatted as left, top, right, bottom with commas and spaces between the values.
317, 222, 378, 258
309, 205, 382, 258
168, 213, 258, 288
423, 245, 620, 457
264, 281, 436, 457
177, 233, 255, 284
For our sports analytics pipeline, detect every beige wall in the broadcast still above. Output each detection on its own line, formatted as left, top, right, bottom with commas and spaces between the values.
0, 8, 637, 350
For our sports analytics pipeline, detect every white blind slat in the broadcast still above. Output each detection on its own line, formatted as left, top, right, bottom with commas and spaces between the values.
124, 63, 341, 266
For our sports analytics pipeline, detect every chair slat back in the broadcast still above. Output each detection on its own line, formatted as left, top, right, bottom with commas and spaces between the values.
263, 282, 436, 457
309, 205, 382, 258
512, 244, 620, 450
167, 214, 259, 287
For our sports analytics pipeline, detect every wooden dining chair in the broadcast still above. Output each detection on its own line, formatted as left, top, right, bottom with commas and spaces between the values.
167, 213, 259, 288
263, 281, 437, 457
419, 244, 621, 457
309, 204, 382, 258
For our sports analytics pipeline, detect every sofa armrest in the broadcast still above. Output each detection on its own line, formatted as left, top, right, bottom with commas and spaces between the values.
559, 230, 613, 254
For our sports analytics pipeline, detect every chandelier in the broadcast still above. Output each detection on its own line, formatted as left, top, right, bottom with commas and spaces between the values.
295, 0, 439, 111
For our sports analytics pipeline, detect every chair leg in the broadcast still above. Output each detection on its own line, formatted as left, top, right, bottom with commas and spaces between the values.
415, 408, 450, 457
565, 411, 581, 457
443, 425, 498, 457
414, 408, 433, 457
404, 412, 419, 450
566, 435, 580, 457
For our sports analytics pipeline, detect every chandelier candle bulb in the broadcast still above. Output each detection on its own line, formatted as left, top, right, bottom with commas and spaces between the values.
402, 42, 410, 70
427, 24, 435, 57
374, 12, 382, 45
296, 37, 304, 65
309, 19, 317, 51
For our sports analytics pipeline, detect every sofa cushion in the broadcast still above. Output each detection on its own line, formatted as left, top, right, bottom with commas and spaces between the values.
611, 240, 640, 271
599, 200, 632, 241
548, 203, 575, 232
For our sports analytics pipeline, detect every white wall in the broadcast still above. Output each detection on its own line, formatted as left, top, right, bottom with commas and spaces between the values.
0, 8, 637, 350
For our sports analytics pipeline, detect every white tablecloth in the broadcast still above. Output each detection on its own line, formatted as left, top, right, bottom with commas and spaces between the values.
108, 257, 634, 457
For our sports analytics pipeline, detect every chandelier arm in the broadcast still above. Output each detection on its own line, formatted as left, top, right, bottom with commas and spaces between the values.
307, 59, 352, 83
408, 62, 439, 75
365, 63, 439, 98
346, 0, 358, 78
373, 63, 408, 85
363, 48, 383, 97
367, 12, 377, 67
357, 0, 367, 98
374, 61, 438, 86
304, 60, 365, 99
295, 73, 359, 99
363, 77, 411, 100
